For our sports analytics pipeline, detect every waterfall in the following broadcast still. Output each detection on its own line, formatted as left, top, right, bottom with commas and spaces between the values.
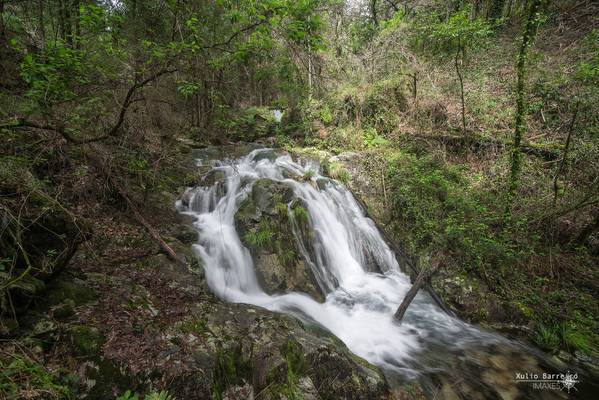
177, 148, 595, 399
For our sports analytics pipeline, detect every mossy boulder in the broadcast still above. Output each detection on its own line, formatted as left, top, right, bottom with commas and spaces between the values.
172, 302, 391, 400
70, 325, 104, 357
235, 179, 325, 302
45, 275, 97, 307
67, 324, 134, 399
227, 107, 280, 141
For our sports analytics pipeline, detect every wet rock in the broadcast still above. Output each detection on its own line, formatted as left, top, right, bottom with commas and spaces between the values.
253, 149, 278, 163
481, 369, 519, 400
173, 223, 198, 244
253, 253, 323, 302
200, 168, 227, 187
251, 179, 294, 216
440, 380, 460, 400
235, 179, 325, 301
194, 303, 389, 400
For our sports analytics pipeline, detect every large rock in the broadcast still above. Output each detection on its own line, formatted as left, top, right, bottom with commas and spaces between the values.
167, 301, 390, 400
235, 179, 326, 302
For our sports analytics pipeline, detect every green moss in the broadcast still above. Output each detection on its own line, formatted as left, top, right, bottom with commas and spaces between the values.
52, 299, 75, 320
280, 338, 308, 377
292, 205, 309, 223
263, 339, 309, 400
46, 277, 97, 306
179, 318, 208, 336
212, 345, 252, 400
70, 325, 104, 357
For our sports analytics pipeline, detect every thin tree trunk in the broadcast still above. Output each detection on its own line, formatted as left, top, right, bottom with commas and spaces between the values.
64, 0, 72, 46
58, 0, 66, 41
553, 101, 579, 205
394, 258, 441, 322
38, 0, 46, 45
455, 40, 467, 137
371, 0, 378, 26
504, 0, 543, 221
308, 43, 313, 98
0, 0, 5, 42
73, 0, 80, 48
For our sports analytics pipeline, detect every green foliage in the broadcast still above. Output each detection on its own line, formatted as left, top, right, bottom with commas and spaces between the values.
418, 8, 493, 56
278, 246, 298, 268
361, 78, 406, 135
212, 345, 252, 400
146, 391, 175, 400
118, 391, 140, 400
325, 160, 351, 185
176, 81, 201, 98
388, 150, 512, 270
222, 107, 278, 140
302, 169, 316, 180
363, 128, 389, 148
292, 205, 309, 223
0, 352, 73, 399
118, 390, 175, 400
534, 324, 560, 351
244, 222, 274, 249
20, 43, 90, 109
319, 104, 333, 125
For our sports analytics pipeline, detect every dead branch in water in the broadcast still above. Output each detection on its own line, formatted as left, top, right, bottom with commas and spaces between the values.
394, 256, 442, 322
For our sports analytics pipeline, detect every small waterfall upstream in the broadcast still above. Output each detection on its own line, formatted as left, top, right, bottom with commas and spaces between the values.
178, 147, 596, 398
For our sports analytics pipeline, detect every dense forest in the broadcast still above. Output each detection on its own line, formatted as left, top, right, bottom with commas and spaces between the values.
1, 0, 598, 399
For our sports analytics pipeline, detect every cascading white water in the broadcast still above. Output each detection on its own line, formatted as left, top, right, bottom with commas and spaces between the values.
175, 147, 599, 399
176, 148, 509, 375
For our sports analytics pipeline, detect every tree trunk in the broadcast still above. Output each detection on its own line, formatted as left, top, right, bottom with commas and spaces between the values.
553, 101, 579, 205
504, 0, 543, 221
38, 0, 46, 45
455, 40, 467, 137
64, 0, 72, 45
371, 0, 378, 27
0, 0, 5, 42
394, 258, 441, 322
73, 0, 80, 48
58, 0, 66, 41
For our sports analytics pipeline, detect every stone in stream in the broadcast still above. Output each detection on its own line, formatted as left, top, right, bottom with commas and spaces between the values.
235, 178, 325, 302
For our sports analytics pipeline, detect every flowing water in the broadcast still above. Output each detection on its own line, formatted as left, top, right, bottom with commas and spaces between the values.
177, 146, 597, 399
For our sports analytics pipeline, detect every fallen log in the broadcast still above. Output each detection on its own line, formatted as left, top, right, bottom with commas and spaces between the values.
394, 257, 441, 322
87, 148, 186, 266
113, 181, 186, 266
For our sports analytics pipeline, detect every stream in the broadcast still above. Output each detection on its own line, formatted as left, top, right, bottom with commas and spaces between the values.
177, 146, 598, 399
